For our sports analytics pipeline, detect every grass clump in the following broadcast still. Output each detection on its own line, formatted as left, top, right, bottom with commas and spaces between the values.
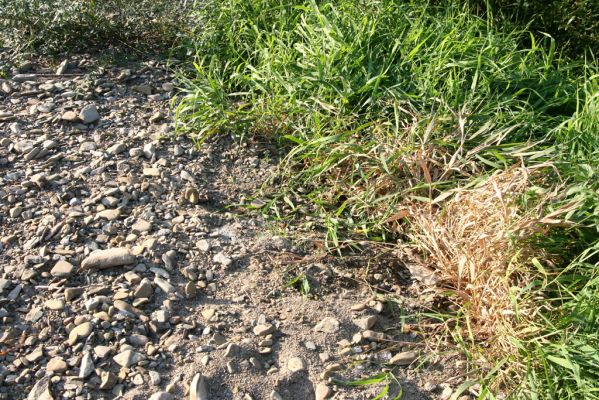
176, 0, 599, 397
0, 0, 187, 56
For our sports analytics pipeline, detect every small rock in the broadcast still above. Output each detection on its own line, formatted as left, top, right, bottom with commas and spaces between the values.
287, 357, 307, 372
389, 351, 418, 366
79, 104, 100, 124
213, 252, 232, 267
189, 373, 209, 400
253, 324, 275, 336
50, 260, 75, 278
79, 352, 94, 378
315, 384, 333, 400
44, 299, 65, 310
113, 350, 144, 368
270, 391, 283, 400
9, 206, 23, 218
134, 278, 154, 298
96, 209, 121, 220
100, 371, 117, 390
149, 370, 161, 386
143, 167, 161, 177
132, 219, 152, 233
27, 375, 53, 400
184, 187, 200, 204
65, 287, 85, 301
81, 248, 135, 270
107, 143, 127, 155
196, 239, 210, 252
362, 330, 386, 342
154, 277, 175, 293
47, 357, 67, 373
314, 317, 340, 333
68, 322, 93, 345
56, 59, 69, 75
354, 315, 377, 330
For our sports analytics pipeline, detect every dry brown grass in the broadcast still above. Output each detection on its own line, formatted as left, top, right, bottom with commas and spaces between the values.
397, 167, 561, 359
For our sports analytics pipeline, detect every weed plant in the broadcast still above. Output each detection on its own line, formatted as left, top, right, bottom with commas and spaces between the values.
175, 0, 599, 397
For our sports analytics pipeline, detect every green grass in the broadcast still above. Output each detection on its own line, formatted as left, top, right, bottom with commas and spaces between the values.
174, 0, 598, 397
0, 0, 187, 56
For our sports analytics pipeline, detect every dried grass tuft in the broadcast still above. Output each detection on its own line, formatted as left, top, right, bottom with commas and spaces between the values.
399, 167, 558, 356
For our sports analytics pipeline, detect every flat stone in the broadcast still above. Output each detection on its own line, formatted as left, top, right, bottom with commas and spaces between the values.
47, 357, 67, 373
113, 350, 144, 368
132, 219, 151, 233
26, 346, 44, 362
65, 287, 85, 301
96, 209, 121, 221
27, 375, 53, 400
314, 317, 340, 333
134, 278, 153, 298
389, 351, 418, 365
213, 252, 232, 267
81, 248, 135, 270
50, 260, 75, 278
154, 277, 175, 293
94, 345, 113, 358
287, 356, 307, 372
196, 240, 210, 252
61, 111, 79, 122
143, 167, 161, 177
253, 323, 275, 336
68, 322, 93, 345
107, 143, 127, 155
202, 308, 216, 320
149, 370, 161, 386
114, 300, 140, 316
45, 299, 65, 310
315, 384, 333, 400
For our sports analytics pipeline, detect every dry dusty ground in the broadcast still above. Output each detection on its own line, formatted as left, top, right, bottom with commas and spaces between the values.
0, 55, 471, 400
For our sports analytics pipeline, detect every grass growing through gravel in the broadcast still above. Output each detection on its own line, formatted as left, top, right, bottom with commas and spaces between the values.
0, 0, 187, 56
175, 0, 599, 397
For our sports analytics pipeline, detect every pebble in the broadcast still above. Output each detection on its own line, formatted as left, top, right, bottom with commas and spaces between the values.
79, 352, 94, 378
287, 356, 307, 372
26, 375, 53, 400
389, 351, 418, 365
253, 323, 275, 336
79, 104, 100, 124
46, 357, 67, 373
154, 276, 175, 293
44, 299, 65, 310
81, 248, 135, 270
315, 384, 333, 400
134, 278, 154, 298
354, 315, 378, 330
50, 260, 75, 277
189, 373, 209, 400
68, 322, 93, 345
314, 317, 340, 333
113, 350, 144, 368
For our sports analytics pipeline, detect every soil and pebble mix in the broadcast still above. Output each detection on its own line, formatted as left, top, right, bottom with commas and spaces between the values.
0, 55, 472, 399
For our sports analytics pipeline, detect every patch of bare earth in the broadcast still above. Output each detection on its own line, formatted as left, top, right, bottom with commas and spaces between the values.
0, 54, 468, 400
